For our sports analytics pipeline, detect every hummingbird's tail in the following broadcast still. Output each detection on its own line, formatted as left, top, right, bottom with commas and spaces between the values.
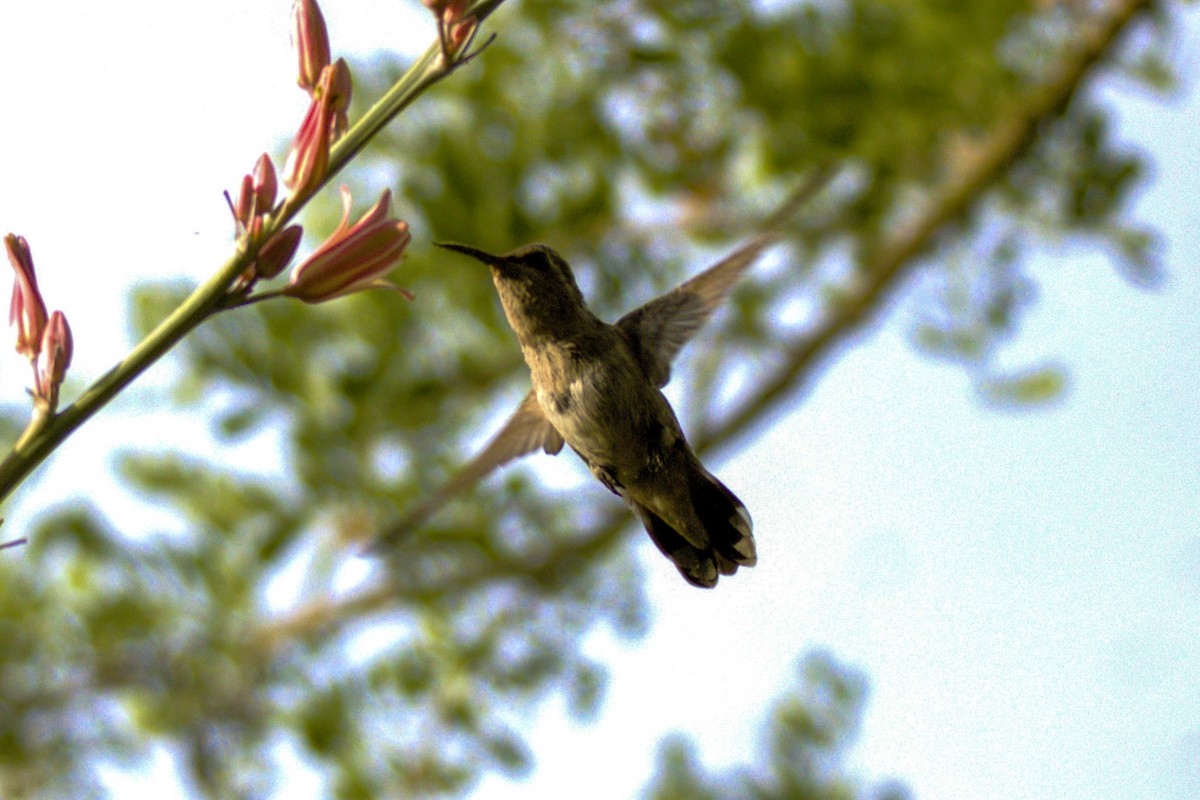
634, 468, 756, 589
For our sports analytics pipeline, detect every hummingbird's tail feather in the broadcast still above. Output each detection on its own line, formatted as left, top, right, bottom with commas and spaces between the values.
691, 467, 756, 569
634, 504, 721, 588
633, 468, 755, 589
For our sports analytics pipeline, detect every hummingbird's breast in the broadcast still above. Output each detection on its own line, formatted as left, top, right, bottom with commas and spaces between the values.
524, 332, 675, 479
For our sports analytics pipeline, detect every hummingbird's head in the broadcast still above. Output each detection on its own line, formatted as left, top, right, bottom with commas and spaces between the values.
437, 241, 593, 342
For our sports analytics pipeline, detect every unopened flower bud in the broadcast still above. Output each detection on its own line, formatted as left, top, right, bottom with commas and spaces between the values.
252, 153, 278, 213
282, 187, 413, 303
449, 15, 478, 50
5, 233, 48, 361
293, 0, 331, 95
231, 174, 258, 232
228, 154, 280, 243
35, 310, 72, 405
253, 224, 304, 281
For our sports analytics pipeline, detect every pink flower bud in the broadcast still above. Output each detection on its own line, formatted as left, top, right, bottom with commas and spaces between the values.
326, 57, 353, 140
35, 310, 72, 403
5, 233, 48, 361
424, 0, 475, 57
293, 0, 331, 95
282, 187, 413, 304
252, 153, 278, 216
283, 60, 352, 199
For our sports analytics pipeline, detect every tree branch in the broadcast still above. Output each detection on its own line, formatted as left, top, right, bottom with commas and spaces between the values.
696, 0, 1154, 454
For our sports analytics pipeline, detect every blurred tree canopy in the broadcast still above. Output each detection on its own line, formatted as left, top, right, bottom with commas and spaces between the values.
0, 0, 1189, 797
647, 652, 908, 800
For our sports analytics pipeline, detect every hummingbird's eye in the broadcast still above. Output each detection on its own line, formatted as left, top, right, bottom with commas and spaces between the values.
525, 251, 552, 271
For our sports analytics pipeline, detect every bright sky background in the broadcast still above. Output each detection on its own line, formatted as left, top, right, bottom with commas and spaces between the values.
1, 3, 1197, 799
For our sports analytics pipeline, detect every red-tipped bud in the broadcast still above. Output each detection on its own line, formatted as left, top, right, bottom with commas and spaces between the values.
293, 0, 331, 95
6, 233, 48, 361
283, 60, 352, 199
281, 187, 413, 304
231, 174, 257, 232
449, 15, 478, 50
35, 310, 72, 405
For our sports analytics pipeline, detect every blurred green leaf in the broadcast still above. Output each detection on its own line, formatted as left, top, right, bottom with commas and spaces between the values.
979, 363, 1069, 407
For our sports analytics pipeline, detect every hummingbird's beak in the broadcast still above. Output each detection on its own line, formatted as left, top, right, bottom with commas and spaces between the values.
435, 241, 504, 267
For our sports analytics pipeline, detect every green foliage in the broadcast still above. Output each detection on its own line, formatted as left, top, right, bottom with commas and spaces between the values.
645, 652, 910, 800
3, 0, 1183, 796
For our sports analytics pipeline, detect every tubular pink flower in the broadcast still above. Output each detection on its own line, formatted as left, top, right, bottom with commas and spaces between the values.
293, 0, 331, 95
283, 95, 332, 197
283, 60, 352, 198
5, 233, 48, 361
35, 310, 72, 403
282, 187, 413, 304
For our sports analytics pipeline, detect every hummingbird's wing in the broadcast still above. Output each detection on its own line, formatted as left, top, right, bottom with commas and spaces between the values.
371, 391, 563, 548
615, 233, 774, 387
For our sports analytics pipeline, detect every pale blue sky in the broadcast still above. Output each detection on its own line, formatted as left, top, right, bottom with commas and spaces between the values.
1, 3, 1196, 799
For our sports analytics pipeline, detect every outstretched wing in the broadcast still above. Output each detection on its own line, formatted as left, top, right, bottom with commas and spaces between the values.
615, 233, 774, 387
371, 391, 563, 548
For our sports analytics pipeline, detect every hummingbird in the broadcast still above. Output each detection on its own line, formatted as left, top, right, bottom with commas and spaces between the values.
374, 232, 780, 588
